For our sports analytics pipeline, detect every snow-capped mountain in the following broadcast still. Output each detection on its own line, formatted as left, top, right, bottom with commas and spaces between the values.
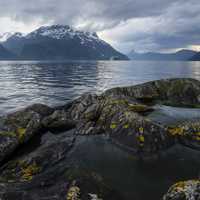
26, 25, 101, 42
0, 32, 14, 42
0, 32, 24, 42
0, 44, 16, 60
1, 25, 128, 60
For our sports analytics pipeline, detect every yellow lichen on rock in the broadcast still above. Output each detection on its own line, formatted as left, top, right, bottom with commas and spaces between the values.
66, 185, 81, 200
169, 180, 200, 193
168, 127, 184, 136
110, 123, 117, 129
139, 127, 144, 134
128, 104, 150, 112
137, 133, 145, 147
0, 131, 16, 137
21, 162, 41, 181
123, 124, 129, 129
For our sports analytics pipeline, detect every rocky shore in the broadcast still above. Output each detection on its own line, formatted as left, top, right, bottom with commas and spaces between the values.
0, 78, 199, 200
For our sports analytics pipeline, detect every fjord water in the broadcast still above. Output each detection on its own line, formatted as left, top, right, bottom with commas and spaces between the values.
1, 60, 200, 114
0, 60, 200, 199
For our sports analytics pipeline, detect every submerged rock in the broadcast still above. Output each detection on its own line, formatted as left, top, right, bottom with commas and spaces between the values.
163, 180, 200, 200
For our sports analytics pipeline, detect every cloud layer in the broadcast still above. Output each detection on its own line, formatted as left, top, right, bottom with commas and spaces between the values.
0, 0, 200, 53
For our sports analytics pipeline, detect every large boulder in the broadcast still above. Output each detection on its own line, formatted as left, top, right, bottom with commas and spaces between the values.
0, 131, 122, 200
52, 78, 200, 156
72, 95, 174, 155
105, 78, 200, 107
0, 104, 53, 163
0, 131, 75, 182
0, 168, 122, 200
42, 110, 76, 132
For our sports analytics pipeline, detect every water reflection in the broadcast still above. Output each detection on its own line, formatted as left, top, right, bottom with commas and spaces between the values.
0, 60, 200, 114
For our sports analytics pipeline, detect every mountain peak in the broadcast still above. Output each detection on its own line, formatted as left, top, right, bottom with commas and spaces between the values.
1, 24, 128, 60
0, 32, 15, 42
25, 24, 99, 41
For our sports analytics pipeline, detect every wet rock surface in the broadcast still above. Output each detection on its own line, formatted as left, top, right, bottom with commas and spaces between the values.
0, 78, 199, 199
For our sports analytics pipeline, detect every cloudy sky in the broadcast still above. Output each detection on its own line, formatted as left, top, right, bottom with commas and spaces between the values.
0, 0, 200, 53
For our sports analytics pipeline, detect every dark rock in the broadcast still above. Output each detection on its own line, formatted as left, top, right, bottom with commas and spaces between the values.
1, 78, 200, 162
0, 104, 53, 163
0, 131, 74, 182
105, 78, 200, 107
23, 104, 54, 117
0, 131, 121, 200
163, 180, 200, 200
0, 168, 123, 200
42, 110, 76, 132
167, 120, 200, 150
66, 94, 173, 154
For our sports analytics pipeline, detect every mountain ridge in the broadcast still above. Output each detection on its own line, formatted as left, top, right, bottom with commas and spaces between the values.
128, 49, 198, 61
1, 25, 128, 60
0, 44, 16, 60
190, 52, 200, 61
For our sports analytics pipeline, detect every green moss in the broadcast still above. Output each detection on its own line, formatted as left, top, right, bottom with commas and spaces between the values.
0, 131, 16, 137
0, 128, 27, 143
128, 104, 150, 112
17, 128, 26, 143
110, 99, 128, 105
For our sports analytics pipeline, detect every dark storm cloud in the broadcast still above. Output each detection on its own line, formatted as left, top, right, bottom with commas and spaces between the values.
0, 0, 199, 52
0, 0, 181, 29
99, 0, 200, 52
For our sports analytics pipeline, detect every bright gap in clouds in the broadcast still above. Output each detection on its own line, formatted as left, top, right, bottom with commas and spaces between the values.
0, 17, 46, 34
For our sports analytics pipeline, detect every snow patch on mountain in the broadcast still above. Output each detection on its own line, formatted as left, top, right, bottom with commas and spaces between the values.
1, 25, 108, 48
25, 25, 108, 46
0, 32, 25, 42
0, 32, 14, 42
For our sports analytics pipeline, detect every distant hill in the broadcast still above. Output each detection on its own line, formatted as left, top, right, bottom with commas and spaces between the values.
128, 49, 197, 61
190, 52, 200, 61
0, 44, 16, 60
1, 25, 128, 60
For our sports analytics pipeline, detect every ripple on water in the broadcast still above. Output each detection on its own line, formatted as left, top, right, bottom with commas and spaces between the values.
0, 60, 200, 114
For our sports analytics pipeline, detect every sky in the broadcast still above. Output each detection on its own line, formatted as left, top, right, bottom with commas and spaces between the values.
0, 0, 200, 53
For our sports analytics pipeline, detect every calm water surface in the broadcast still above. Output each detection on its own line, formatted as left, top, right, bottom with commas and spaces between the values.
1, 60, 200, 114
0, 60, 200, 200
